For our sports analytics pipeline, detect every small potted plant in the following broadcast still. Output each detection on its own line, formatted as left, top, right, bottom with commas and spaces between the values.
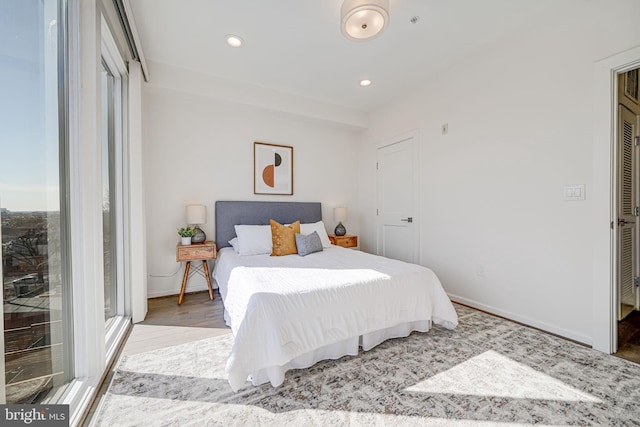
177, 226, 196, 246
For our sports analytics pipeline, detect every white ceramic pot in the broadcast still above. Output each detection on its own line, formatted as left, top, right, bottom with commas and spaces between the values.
181, 236, 192, 246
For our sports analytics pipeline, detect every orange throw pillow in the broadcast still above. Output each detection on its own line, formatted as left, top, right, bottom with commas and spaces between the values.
270, 219, 300, 256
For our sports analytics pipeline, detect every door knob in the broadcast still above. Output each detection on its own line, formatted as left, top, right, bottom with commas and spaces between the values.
618, 218, 634, 226
401, 217, 413, 223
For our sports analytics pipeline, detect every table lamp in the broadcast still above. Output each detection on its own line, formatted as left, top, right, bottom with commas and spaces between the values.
186, 204, 207, 243
334, 207, 347, 236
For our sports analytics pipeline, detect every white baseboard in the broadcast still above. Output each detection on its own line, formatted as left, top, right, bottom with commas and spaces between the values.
147, 284, 212, 299
448, 293, 592, 346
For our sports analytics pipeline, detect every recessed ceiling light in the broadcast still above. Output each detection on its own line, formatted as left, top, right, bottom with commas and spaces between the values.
226, 34, 243, 47
360, 79, 372, 87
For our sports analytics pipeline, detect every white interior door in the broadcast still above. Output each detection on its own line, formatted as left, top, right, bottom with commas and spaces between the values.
376, 135, 419, 263
617, 105, 640, 320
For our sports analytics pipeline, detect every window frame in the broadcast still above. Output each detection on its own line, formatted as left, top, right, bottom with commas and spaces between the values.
100, 15, 130, 360
57, 3, 134, 424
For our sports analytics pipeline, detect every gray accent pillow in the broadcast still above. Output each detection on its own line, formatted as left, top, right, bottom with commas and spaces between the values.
295, 231, 323, 257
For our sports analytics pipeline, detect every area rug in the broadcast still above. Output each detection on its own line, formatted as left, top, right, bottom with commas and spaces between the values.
92, 305, 640, 426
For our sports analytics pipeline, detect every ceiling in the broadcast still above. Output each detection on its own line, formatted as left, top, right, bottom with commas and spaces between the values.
129, 0, 556, 112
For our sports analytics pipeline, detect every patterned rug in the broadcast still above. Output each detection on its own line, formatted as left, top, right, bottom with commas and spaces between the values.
92, 305, 640, 426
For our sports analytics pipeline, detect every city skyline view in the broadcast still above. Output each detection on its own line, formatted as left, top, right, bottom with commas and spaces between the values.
0, 185, 60, 212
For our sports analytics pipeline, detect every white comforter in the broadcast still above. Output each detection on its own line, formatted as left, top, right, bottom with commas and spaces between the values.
213, 246, 458, 392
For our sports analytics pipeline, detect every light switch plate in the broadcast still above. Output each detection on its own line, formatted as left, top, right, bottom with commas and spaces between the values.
563, 184, 585, 201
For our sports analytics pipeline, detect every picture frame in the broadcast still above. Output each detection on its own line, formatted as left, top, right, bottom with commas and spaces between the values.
254, 142, 294, 195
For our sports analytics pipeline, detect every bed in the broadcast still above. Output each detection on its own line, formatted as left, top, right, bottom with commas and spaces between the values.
212, 201, 458, 392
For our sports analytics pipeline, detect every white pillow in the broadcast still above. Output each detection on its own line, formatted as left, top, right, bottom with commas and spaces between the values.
234, 224, 272, 256
300, 221, 332, 248
228, 237, 240, 253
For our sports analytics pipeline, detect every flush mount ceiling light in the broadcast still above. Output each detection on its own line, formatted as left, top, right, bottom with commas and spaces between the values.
341, 0, 389, 41
225, 34, 244, 47
360, 79, 372, 87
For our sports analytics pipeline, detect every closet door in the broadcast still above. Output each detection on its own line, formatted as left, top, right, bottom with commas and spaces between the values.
376, 135, 419, 263
618, 105, 639, 320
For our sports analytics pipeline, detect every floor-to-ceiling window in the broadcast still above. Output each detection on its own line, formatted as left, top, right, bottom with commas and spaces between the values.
1, 1, 140, 421
0, 0, 72, 404
101, 16, 129, 362
101, 61, 118, 326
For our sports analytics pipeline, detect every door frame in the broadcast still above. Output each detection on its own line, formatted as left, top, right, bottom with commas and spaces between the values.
375, 129, 421, 263
593, 46, 640, 353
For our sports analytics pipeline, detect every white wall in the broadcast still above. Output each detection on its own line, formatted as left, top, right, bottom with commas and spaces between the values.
143, 66, 362, 297
357, 0, 640, 344
127, 60, 147, 322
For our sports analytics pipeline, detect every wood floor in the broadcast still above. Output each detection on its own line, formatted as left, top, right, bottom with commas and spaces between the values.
83, 291, 230, 426
615, 310, 640, 364
122, 290, 230, 357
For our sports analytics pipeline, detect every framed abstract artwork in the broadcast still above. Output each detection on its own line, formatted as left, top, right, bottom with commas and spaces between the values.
254, 142, 294, 195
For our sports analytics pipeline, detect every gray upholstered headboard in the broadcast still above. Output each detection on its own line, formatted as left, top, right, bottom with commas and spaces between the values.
215, 201, 322, 249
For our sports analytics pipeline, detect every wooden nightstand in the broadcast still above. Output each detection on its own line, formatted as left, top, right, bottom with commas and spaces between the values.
329, 234, 358, 249
176, 240, 216, 305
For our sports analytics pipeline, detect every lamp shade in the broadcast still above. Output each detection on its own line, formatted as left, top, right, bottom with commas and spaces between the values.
341, 0, 389, 41
186, 204, 206, 225
334, 207, 348, 223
